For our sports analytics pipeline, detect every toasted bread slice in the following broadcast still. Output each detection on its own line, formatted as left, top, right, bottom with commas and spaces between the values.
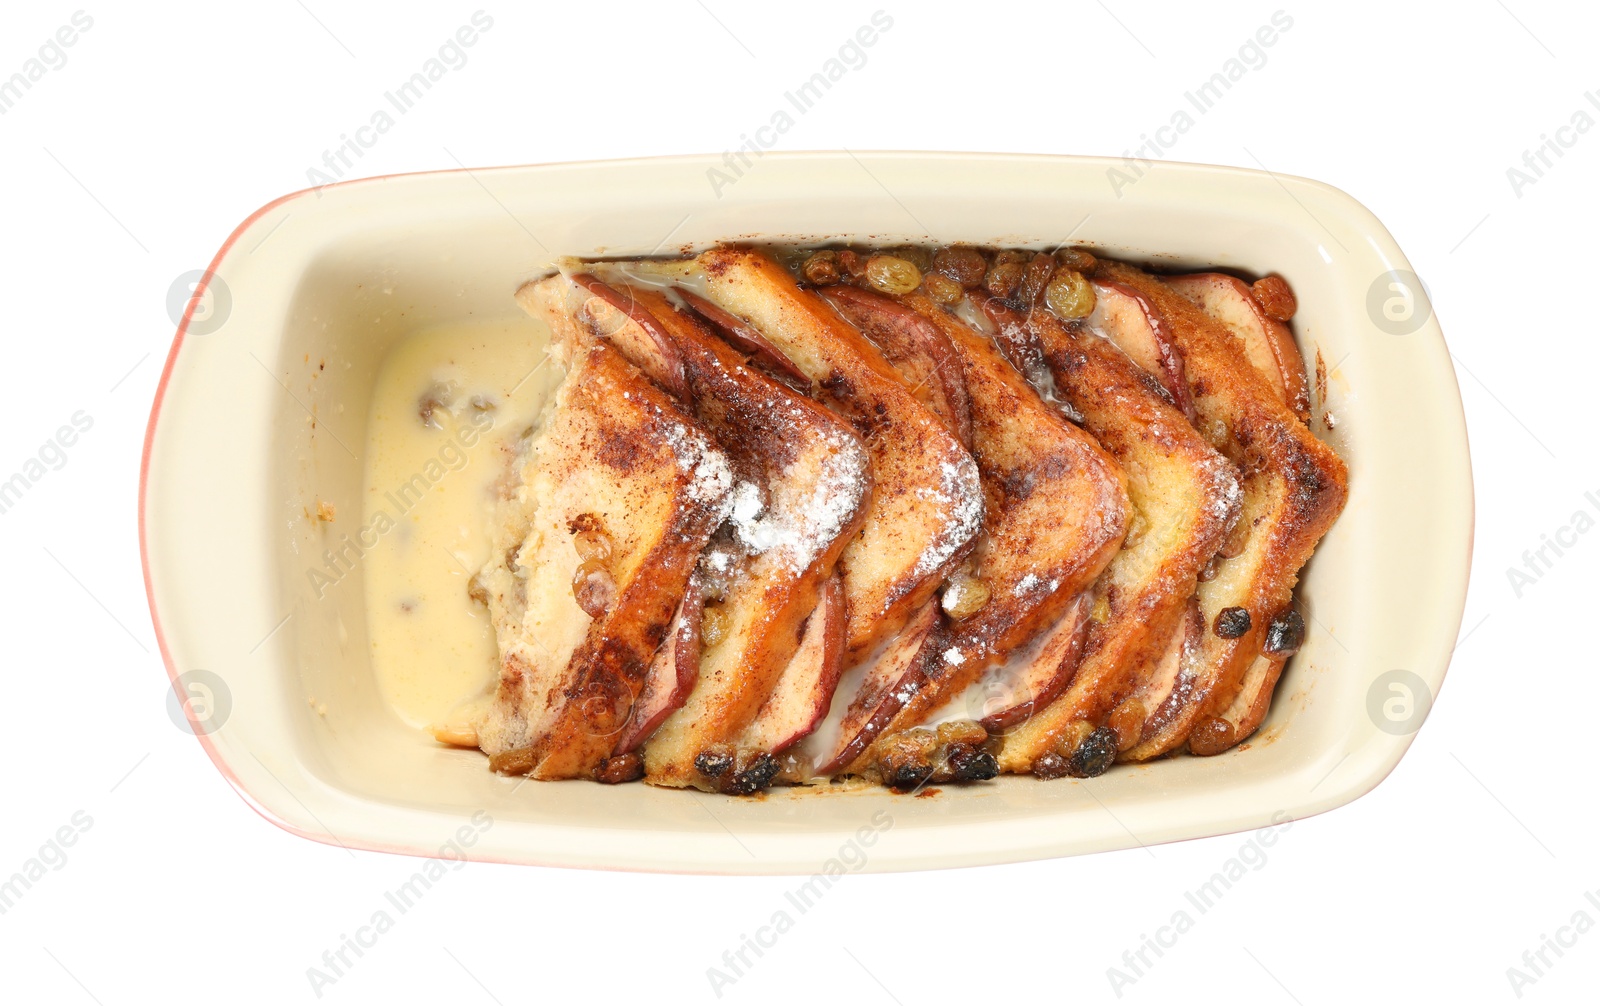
471, 336, 732, 780
821, 286, 1128, 780
978, 298, 1240, 776
522, 274, 871, 792
1090, 261, 1348, 759
1166, 273, 1311, 424
628, 249, 986, 664
1165, 272, 1314, 749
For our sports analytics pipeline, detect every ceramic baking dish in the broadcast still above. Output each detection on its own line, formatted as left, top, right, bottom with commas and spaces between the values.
141, 152, 1472, 874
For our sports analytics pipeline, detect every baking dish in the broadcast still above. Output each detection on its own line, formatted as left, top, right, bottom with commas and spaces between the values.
141, 152, 1472, 873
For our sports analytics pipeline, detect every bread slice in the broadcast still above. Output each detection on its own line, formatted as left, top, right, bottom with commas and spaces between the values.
470, 335, 733, 781
629, 249, 986, 664
1089, 260, 1348, 759
820, 286, 1128, 782
520, 273, 871, 792
978, 297, 1240, 776
1164, 271, 1316, 750
1166, 273, 1311, 424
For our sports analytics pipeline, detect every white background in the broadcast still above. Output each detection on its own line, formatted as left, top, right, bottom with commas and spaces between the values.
2, 1, 1596, 1003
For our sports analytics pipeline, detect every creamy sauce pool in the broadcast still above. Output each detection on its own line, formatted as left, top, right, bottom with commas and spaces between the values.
361, 318, 559, 729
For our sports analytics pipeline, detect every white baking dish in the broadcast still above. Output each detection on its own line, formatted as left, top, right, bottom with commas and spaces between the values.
141, 153, 1472, 873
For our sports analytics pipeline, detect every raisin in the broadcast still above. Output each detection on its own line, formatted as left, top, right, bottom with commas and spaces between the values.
1065, 726, 1119, 778
694, 751, 734, 780
933, 246, 988, 287
947, 744, 999, 782
1263, 607, 1306, 655
1214, 606, 1252, 639
724, 754, 779, 795
802, 251, 841, 286
1251, 275, 1297, 321
594, 752, 643, 784
1032, 751, 1071, 780
1187, 716, 1236, 756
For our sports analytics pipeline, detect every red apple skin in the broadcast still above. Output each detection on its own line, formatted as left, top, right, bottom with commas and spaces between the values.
1083, 280, 1196, 422
976, 595, 1090, 734
815, 601, 940, 777
672, 287, 813, 390
818, 285, 975, 448
569, 273, 691, 401
749, 574, 848, 755
613, 579, 703, 754
1166, 273, 1312, 424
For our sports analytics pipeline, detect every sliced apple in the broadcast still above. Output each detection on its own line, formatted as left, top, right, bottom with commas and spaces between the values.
739, 574, 847, 756
965, 593, 1091, 733
1085, 279, 1195, 420
819, 285, 973, 446
612, 579, 703, 755
810, 600, 940, 777
672, 286, 812, 390
566, 272, 690, 400
1166, 273, 1311, 424
1115, 597, 1202, 755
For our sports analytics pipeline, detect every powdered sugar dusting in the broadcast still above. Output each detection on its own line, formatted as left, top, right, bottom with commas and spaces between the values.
910, 454, 984, 579
727, 420, 870, 574
661, 420, 734, 510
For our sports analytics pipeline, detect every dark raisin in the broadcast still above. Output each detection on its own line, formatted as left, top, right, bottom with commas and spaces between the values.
1214, 606, 1252, 639
933, 246, 987, 287
594, 752, 643, 784
1263, 607, 1306, 655
1065, 726, 1119, 778
724, 754, 779, 795
1032, 751, 1071, 780
886, 763, 932, 791
694, 751, 734, 780
985, 260, 1025, 301
946, 744, 999, 782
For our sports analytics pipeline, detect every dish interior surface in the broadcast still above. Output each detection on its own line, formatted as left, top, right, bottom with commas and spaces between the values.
142, 154, 1470, 872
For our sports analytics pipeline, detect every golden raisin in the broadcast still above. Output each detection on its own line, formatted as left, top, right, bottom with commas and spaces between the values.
941, 573, 991, 620
572, 559, 616, 618
1045, 269, 1095, 319
933, 246, 988, 287
573, 527, 612, 562
1188, 716, 1236, 756
924, 272, 963, 304
836, 249, 865, 278
1251, 275, 1297, 321
1106, 698, 1147, 752
864, 254, 922, 295
700, 604, 728, 648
